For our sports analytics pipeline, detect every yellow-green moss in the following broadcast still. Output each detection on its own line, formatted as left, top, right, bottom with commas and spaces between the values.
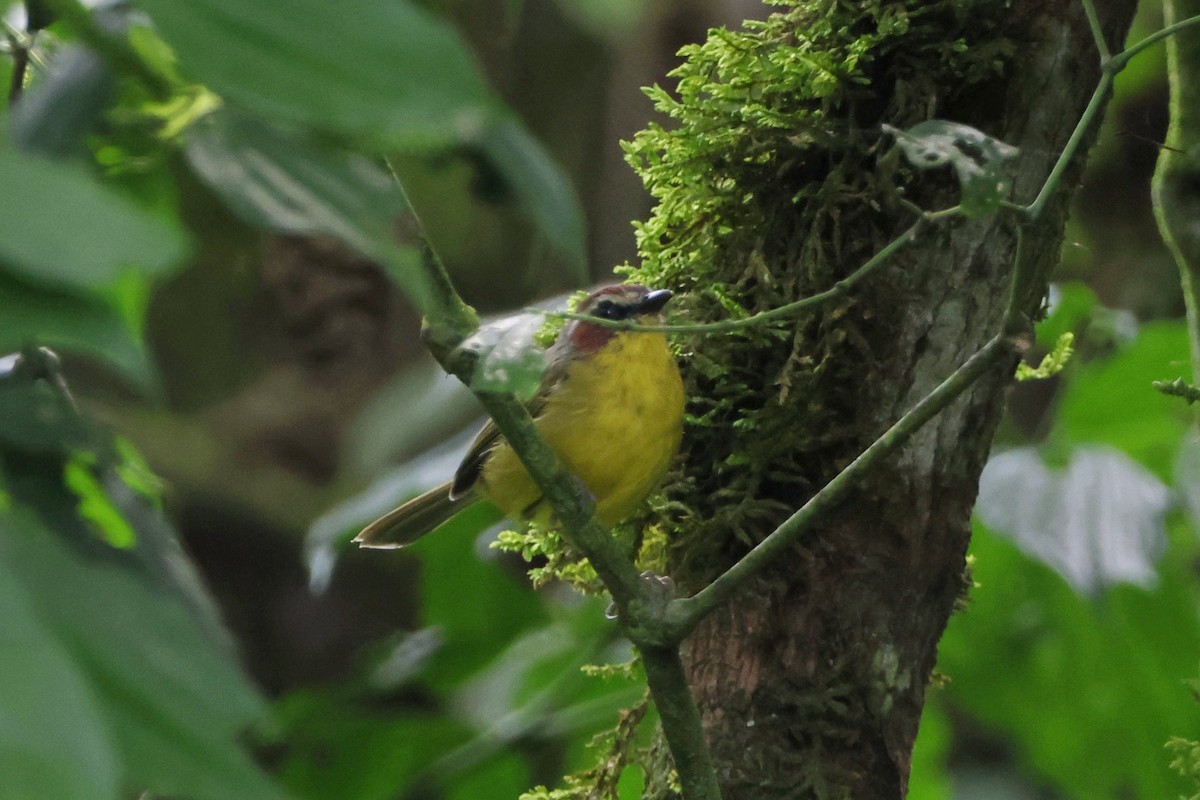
619, 0, 1012, 584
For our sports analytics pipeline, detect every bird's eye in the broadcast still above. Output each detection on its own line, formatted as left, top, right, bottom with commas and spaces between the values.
592, 300, 626, 320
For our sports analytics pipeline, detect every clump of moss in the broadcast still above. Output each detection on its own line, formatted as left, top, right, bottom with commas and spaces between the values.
616, 0, 1012, 586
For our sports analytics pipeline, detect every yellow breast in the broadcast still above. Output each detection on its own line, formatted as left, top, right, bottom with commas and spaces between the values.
480, 331, 684, 525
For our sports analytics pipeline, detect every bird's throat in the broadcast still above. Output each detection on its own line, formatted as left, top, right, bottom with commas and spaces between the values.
569, 321, 617, 354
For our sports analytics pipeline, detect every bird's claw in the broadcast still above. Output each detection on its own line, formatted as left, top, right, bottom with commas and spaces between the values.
603, 572, 676, 623
639, 570, 675, 603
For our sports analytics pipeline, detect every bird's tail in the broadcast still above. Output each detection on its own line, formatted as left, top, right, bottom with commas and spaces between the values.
354, 480, 465, 548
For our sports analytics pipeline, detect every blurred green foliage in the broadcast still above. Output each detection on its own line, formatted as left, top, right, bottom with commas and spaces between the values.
2, 0, 1200, 799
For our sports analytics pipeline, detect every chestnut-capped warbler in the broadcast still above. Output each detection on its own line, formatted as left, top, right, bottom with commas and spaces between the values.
355, 284, 684, 547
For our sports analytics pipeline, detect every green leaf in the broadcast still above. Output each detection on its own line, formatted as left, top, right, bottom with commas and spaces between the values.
64, 454, 138, 548
456, 312, 548, 400
135, 0, 492, 149
0, 273, 153, 387
884, 119, 1018, 217
0, 455, 288, 800
0, 558, 120, 800
0, 142, 189, 292
0, 375, 93, 456
183, 109, 434, 312
940, 521, 1200, 799
418, 504, 548, 691
9, 45, 114, 159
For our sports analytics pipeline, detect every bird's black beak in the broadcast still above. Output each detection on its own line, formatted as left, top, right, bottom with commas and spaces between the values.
638, 289, 674, 314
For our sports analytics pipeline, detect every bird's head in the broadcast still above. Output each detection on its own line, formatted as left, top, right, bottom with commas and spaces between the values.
565, 284, 674, 354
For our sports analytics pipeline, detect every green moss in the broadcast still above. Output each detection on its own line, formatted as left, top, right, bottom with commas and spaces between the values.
618, 0, 1011, 585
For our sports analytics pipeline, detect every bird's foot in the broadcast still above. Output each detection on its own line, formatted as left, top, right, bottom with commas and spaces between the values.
639, 570, 676, 607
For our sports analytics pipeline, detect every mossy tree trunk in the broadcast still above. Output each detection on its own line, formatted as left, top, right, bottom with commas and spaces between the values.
627, 1, 1138, 797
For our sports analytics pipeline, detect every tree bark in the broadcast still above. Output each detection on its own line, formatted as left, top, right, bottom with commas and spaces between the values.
655, 2, 1139, 797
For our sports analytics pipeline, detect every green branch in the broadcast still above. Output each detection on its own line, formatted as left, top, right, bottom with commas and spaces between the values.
1152, 0, 1200, 414
1024, 73, 1113, 220
641, 646, 722, 800
1082, 0, 1112, 60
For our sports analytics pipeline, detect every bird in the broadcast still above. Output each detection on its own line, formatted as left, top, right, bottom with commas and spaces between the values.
355, 283, 685, 548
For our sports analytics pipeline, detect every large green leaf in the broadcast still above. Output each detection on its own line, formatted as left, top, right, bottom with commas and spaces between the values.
0, 557, 120, 800
0, 499, 288, 799
418, 503, 547, 691
134, 0, 491, 149
0, 376, 288, 800
939, 521, 1200, 799
9, 45, 114, 159
140, 0, 586, 275
275, 693, 473, 800
184, 109, 434, 312
0, 141, 189, 292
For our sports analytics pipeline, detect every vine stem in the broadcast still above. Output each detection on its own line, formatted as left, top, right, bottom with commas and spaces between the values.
1152, 0, 1200, 419
1027, 4, 1200, 221
536, 207, 962, 336
664, 333, 1014, 637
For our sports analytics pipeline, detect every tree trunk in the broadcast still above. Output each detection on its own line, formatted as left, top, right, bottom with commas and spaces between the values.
634, 2, 1139, 797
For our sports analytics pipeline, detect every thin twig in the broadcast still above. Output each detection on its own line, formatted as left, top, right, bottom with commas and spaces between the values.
1024, 74, 1112, 220
541, 206, 961, 336
1111, 10, 1200, 70
1024, 5, 1200, 220
1082, 0, 1112, 61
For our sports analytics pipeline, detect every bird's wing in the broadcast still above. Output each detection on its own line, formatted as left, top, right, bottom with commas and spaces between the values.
449, 345, 573, 500
450, 419, 501, 499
